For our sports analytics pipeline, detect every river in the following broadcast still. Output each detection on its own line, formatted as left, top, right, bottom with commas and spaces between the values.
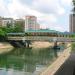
0, 44, 65, 75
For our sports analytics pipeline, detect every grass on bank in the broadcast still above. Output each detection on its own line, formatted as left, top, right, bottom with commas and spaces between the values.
71, 43, 75, 52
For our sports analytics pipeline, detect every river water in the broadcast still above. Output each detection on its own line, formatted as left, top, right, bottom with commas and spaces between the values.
0, 45, 65, 75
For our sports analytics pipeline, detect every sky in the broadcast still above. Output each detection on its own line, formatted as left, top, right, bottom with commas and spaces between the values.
0, 0, 73, 32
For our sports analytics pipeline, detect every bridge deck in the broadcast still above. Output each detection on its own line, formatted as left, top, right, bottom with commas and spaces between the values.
7, 36, 74, 42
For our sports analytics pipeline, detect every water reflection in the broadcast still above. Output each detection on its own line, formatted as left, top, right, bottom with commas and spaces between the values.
0, 45, 65, 75
53, 48, 58, 57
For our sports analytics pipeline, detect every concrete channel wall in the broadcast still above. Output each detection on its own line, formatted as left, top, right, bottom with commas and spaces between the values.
40, 44, 71, 75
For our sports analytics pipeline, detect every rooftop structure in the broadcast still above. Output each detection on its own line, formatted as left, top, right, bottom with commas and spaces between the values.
26, 29, 59, 33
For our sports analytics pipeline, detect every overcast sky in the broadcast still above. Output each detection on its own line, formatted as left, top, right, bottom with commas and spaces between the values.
0, 0, 72, 32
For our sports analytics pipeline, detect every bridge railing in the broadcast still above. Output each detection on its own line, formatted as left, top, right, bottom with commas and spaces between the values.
7, 36, 74, 42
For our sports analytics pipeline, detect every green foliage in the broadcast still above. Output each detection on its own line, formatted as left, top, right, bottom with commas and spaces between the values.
13, 25, 23, 32
0, 28, 6, 36
71, 43, 75, 51
14, 21, 24, 32
70, 34, 75, 38
1, 27, 14, 33
2, 21, 24, 33
0, 21, 24, 33
7, 22, 12, 28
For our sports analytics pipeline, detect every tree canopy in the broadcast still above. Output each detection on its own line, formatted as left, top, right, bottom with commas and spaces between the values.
0, 28, 6, 36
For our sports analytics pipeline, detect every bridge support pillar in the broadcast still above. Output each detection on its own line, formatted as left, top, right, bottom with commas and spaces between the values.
25, 40, 31, 48
53, 41, 58, 57
26, 43, 30, 48
54, 41, 58, 47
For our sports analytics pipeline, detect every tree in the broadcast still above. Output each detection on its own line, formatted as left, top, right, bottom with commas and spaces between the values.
7, 22, 12, 28
14, 21, 24, 32
0, 28, 7, 41
1, 27, 14, 33
0, 28, 6, 36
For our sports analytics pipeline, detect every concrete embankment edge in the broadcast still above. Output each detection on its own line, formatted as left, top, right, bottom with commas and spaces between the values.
40, 44, 71, 75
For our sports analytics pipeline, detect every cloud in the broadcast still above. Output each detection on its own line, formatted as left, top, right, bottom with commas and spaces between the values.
40, 23, 68, 32
16, 0, 66, 15
0, 0, 72, 31
60, 0, 72, 7
0, 0, 10, 17
18, 0, 33, 5
32, 0, 65, 15
7, 0, 43, 18
7, 0, 58, 24
38, 14, 57, 24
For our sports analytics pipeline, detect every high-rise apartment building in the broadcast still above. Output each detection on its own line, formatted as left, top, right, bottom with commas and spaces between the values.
25, 16, 40, 31
0, 17, 2, 27
0, 17, 15, 28
70, 14, 75, 32
2, 18, 15, 28
70, 0, 75, 33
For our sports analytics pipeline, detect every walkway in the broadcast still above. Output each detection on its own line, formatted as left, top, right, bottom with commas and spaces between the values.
55, 50, 75, 75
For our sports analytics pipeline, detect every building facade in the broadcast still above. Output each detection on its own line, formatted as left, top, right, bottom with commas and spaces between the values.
0, 17, 2, 27
25, 16, 40, 31
36, 23, 40, 30
70, 14, 75, 33
70, 0, 75, 33
15, 19, 25, 32
1, 18, 15, 28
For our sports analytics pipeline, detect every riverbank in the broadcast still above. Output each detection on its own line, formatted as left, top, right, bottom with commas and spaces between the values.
31, 41, 64, 49
31, 41, 54, 49
0, 42, 14, 54
40, 44, 71, 75
55, 44, 74, 75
